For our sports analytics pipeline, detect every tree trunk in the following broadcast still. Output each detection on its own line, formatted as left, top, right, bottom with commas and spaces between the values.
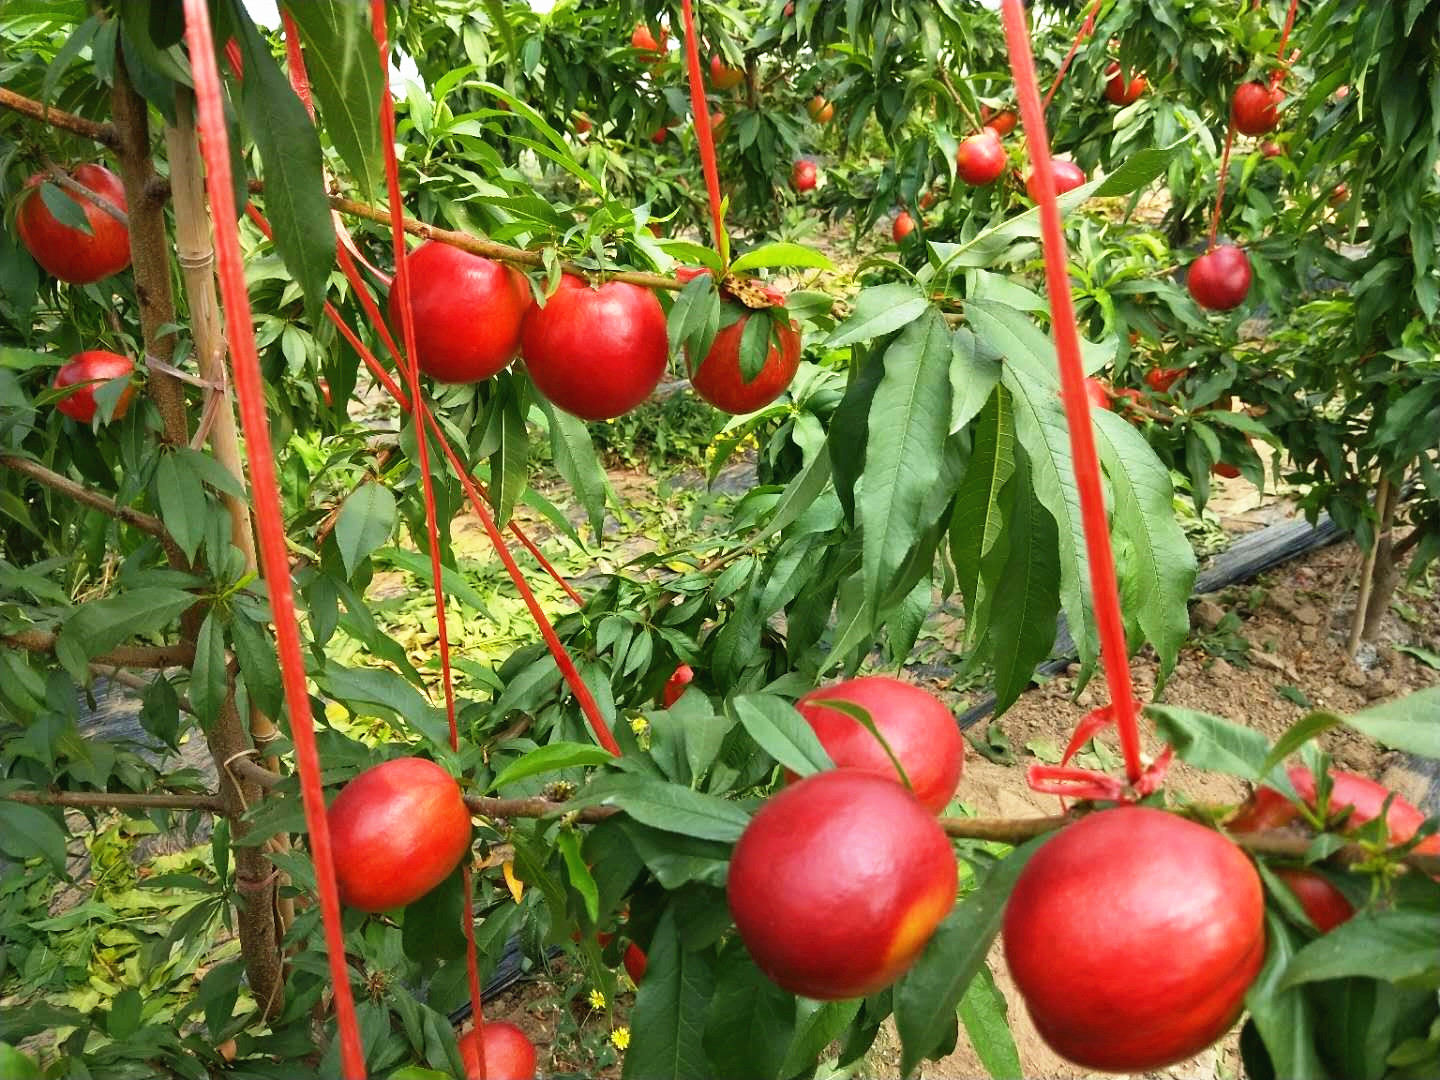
111, 52, 284, 1014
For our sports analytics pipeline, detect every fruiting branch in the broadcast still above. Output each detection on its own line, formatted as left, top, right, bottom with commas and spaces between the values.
5, 788, 225, 813
938, 67, 983, 133
8, 776, 1437, 876
0, 87, 118, 147
3, 630, 195, 668
327, 194, 683, 292
0, 452, 172, 541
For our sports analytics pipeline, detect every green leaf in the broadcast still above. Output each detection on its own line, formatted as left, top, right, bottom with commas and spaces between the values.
150, 453, 205, 565
1002, 364, 1097, 677
825, 284, 929, 347
668, 273, 720, 364
949, 327, 1001, 435
319, 664, 441, 736
1342, 689, 1440, 758
1245, 912, 1327, 1080
1147, 704, 1270, 779
958, 966, 1022, 1080
1262, 711, 1343, 776
542, 399, 609, 538
572, 775, 750, 843
984, 455, 1061, 716
623, 907, 715, 1080
894, 837, 1047, 1074
230, 613, 282, 719
859, 309, 953, 612
60, 587, 196, 659
373, 547, 490, 614
558, 829, 599, 923
737, 311, 772, 384
779, 999, 862, 1079
1092, 410, 1196, 682
482, 374, 528, 526
949, 387, 1014, 649
732, 693, 833, 777
488, 742, 615, 792
229, 0, 336, 320
282, 0, 383, 201
189, 609, 227, 729
729, 242, 834, 274
0, 802, 69, 876
0, 1044, 44, 1080
334, 482, 396, 577
1091, 145, 1181, 197
703, 941, 798, 1080
1281, 911, 1440, 989
107, 988, 142, 1040
756, 449, 832, 541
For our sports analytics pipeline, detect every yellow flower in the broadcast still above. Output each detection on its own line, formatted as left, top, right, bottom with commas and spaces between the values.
588, 988, 607, 1010
610, 1027, 631, 1051
629, 715, 649, 735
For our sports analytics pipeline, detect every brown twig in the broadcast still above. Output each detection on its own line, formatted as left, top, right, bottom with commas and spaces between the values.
5, 788, 225, 813
938, 68, 983, 133
327, 195, 683, 291
42, 158, 129, 226
0, 87, 118, 147
4, 630, 195, 668
0, 453, 171, 541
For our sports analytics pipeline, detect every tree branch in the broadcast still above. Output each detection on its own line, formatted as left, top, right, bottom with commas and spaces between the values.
326, 194, 683, 292
1, 453, 171, 541
4, 630, 194, 668
0, 87, 118, 147
4, 788, 224, 813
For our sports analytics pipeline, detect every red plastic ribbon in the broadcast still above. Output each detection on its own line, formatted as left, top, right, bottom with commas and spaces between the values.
1041, 0, 1104, 112
680, 0, 727, 267
363, 7, 486, 1075
1208, 120, 1237, 252
180, 1, 367, 1075
1000, 0, 1144, 785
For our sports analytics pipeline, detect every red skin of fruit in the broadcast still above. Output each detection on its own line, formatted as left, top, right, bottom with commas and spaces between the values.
662, 663, 694, 707
687, 309, 802, 414
1272, 867, 1355, 933
711, 55, 745, 90
728, 770, 958, 999
784, 1, 795, 16
17, 164, 131, 285
589, 931, 649, 983
459, 1021, 537, 1080
1261, 141, 1284, 158
327, 757, 472, 913
791, 676, 964, 815
1104, 63, 1147, 106
574, 115, 592, 135
892, 211, 916, 243
1083, 377, 1114, 411
710, 110, 727, 134
318, 379, 332, 406
388, 241, 527, 384
791, 160, 818, 191
1004, 807, 1266, 1071
54, 351, 135, 424
521, 275, 668, 421
1212, 462, 1242, 478
1025, 160, 1087, 201
651, 126, 669, 144
984, 109, 1018, 136
1188, 245, 1252, 311
956, 130, 1007, 186
919, 189, 938, 210
815, 101, 834, 124
1145, 367, 1187, 393
1329, 183, 1349, 206
1113, 387, 1146, 417
1229, 766, 1440, 854
1232, 81, 1284, 136
632, 23, 667, 58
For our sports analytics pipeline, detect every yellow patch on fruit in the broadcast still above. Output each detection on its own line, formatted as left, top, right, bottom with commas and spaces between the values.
503, 860, 524, 903
882, 880, 955, 971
